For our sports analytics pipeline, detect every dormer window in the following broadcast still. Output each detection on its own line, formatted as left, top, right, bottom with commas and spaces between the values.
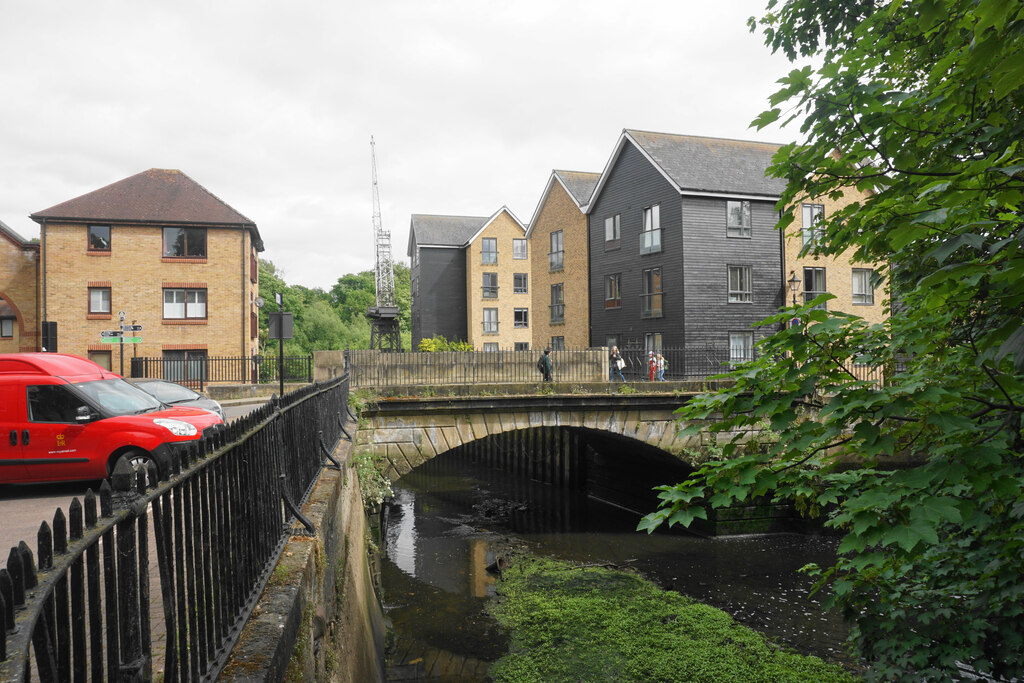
88, 225, 111, 252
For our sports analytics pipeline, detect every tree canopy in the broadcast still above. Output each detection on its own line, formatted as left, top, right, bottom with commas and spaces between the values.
257, 259, 412, 354
641, 1, 1024, 679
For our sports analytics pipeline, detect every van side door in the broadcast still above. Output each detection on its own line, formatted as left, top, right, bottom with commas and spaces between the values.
0, 382, 29, 484
23, 382, 100, 482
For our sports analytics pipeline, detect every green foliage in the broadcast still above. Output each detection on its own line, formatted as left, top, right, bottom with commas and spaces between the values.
642, 2, 1024, 678
416, 334, 473, 351
258, 258, 412, 354
352, 449, 393, 507
487, 555, 856, 682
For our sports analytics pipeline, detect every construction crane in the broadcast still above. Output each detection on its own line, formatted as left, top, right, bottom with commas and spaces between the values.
366, 136, 402, 351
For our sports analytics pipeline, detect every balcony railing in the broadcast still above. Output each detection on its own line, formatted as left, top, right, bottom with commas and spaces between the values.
640, 229, 661, 254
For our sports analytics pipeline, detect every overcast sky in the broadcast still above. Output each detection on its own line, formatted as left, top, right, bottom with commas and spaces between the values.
1, 1, 800, 292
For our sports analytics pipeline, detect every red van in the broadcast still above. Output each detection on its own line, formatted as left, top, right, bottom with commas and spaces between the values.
0, 353, 224, 485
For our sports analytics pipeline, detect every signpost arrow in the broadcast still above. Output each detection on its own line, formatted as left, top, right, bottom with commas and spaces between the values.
100, 330, 123, 338
121, 324, 144, 332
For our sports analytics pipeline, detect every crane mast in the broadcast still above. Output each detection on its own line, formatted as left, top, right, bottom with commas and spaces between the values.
367, 136, 402, 351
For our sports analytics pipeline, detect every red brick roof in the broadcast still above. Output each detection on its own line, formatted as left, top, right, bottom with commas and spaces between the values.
31, 169, 263, 249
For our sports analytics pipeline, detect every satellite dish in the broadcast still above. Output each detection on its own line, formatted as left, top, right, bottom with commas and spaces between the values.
254, 296, 265, 309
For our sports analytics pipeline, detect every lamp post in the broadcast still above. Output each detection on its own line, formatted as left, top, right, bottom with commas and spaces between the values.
787, 271, 802, 307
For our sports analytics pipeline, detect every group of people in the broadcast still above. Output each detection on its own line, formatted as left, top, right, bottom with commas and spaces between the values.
608, 346, 666, 382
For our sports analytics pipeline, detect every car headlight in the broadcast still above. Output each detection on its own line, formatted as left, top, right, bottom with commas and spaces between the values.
153, 418, 198, 437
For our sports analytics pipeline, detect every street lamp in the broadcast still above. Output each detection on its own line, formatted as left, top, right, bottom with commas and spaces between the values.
787, 270, 802, 307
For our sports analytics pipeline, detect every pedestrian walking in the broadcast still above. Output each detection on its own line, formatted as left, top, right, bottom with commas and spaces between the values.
609, 346, 625, 382
648, 351, 656, 381
538, 348, 554, 382
656, 353, 666, 381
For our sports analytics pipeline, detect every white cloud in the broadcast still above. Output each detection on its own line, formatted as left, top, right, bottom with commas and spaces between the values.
0, 0, 797, 290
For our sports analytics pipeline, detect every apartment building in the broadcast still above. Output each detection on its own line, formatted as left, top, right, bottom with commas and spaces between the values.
525, 170, 599, 351
0, 220, 40, 353
29, 169, 264, 377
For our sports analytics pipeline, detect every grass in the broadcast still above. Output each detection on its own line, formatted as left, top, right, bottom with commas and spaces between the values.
487, 555, 858, 683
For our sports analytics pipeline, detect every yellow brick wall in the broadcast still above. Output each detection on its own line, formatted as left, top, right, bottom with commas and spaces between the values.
41, 222, 260, 373
529, 182, 590, 349
0, 237, 40, 353
785, 187, 888, 325
465, 211, 531, 349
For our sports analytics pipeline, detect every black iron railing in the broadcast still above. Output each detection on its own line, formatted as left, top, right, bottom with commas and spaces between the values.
131, 355, 313, 390
0, 374, 350, 681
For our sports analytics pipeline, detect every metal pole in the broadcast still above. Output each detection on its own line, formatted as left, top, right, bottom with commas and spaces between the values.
278, 296, 285, 397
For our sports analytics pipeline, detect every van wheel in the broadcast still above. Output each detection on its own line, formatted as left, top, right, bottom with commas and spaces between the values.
114, 450, 158, 488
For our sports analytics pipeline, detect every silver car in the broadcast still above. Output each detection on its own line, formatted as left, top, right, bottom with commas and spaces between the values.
127, 379, 224, 420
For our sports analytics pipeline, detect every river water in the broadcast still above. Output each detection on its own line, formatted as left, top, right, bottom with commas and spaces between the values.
380, 449, 853, 677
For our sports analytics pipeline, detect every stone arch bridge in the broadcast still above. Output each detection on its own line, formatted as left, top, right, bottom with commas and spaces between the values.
355, 392, 761, 482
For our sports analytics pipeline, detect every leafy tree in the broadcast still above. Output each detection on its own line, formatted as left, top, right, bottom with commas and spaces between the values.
641, 1, 1024, 679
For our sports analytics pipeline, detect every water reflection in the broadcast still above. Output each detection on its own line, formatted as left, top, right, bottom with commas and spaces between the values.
381, 450, 852, 671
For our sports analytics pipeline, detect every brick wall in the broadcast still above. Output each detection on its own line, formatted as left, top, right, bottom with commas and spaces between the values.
785, 186, 888, 325
529, 182, 589, 349
465, 210, 532, 349
0, 236, 40, 353
41, 221, 259, 372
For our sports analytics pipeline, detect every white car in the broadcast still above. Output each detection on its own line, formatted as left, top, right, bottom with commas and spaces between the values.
127, 378, 224, 420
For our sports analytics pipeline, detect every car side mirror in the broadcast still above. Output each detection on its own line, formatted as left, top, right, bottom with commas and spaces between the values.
76, 405, 97, 422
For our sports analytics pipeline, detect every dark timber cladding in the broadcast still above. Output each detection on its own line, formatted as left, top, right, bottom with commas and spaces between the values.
410, 246, 466, 347
587, 131, 785, 349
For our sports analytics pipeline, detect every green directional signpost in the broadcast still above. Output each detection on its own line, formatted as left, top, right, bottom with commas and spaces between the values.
101, 312, 143, 375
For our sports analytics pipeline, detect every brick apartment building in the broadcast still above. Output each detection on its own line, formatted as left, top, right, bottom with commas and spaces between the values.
27, 168, 264, 377
525, 170, 599, 351
0, 220, 40, 353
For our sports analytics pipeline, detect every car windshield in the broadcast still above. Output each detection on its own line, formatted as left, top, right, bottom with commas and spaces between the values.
74, 378, 163, 416
137, 380, 201, 404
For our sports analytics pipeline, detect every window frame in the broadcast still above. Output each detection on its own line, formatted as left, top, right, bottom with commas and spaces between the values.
803, 266, 828, 309
482, 307, 499, 334
514, 342, 530, 352
726, 200, 752, 238
549, 230, 564, 271
0, 317, 13, 338
513, 273, 529, 294
87, 225, 111, 252
727, 265, 752, 303
481, 272, 498, 299
512, 238, 528, 260
640, 204, 662, 254
88, 287, 112, 314
605, 273, 622, 309
549, 283, 564, 324
481, 237, 498, 264
162, 227, 207, 259
641, 268, 663, 318
514, 308, 529, 328
163, 287, 208, 320
604, 214, 621, 250
802, 204, 825, 247
483, 342, 499, 352
550, 336, 565, 351
729, 331, 755, 365
645, 332, 663, 354
852, 268, 875, 305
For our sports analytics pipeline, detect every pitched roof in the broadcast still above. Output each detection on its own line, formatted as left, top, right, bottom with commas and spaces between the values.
554, 170, 600, 206
0, 218, 37, 250
30, 168, 263, 250
587, 129, 787, 212
525, 170, 600, 238
408, 214, 489, 253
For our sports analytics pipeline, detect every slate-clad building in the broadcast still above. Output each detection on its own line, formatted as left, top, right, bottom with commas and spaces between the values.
586, 130, 787, 362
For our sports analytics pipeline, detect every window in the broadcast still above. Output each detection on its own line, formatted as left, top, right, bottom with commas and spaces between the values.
852, 268, 875, 305
802, 204, 824, 246
513, 239, 528, 260
251, 311, 258, 338
641, 205, 661, 254
483, 343, 499, 352
89, 287, 111, 314
482, 308, 498, 334
727, 201, 751, 238
641, 268, 663, 318
605, 274, 621, 309
604, 214, 621, 249
0, 317, 13, 338
163, 227, 207, 258
163, 288, 207, 319
550, 284, 564, 323
728, 265, 752, 303
513, 273, 528, 294
645, 332, 662, 354
482, 272, 498, 298
550, 336, 565, 351
27, 385, 86, 423
481, 237, 497, 264
514, 308, 529, 328
88, 225, 111, 251
514, 342, 530, 351
163, 349, 207, 383
803, 267, 827, 309
606, 335, 619, 349
88, 350, 112, 370
729, 332, 754, 365
549, 230, 564, 271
